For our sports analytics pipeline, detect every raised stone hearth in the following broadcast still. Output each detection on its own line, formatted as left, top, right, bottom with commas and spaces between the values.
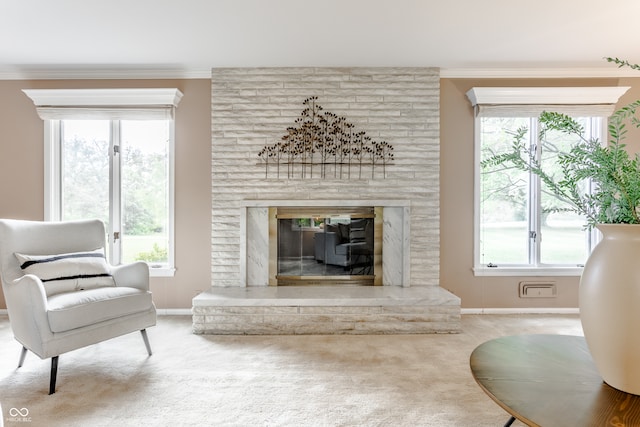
192, 286, 461, 335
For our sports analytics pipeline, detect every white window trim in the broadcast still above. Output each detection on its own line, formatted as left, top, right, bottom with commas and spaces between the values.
22, 88, 183, 109
467, 86, 630, 277
466, 86, 630, 106
24, 88, 182, 277
473, 266, 585, 277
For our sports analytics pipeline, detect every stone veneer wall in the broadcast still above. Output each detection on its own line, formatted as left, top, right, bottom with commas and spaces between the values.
211, 67, 440, 287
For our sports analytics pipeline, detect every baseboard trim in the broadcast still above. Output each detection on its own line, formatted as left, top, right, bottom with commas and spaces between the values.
156, 309, 192, 316
0, 308, 191, 316
462, 308, 579, 315
2, 308, 580, 316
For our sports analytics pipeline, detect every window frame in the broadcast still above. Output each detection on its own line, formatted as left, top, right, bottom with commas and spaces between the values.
467, 86, 630, 277
24, 88, 182, 277
473, 115, 604, 276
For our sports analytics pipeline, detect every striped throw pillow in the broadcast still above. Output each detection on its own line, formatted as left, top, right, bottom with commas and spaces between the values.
15, 248, 115, 296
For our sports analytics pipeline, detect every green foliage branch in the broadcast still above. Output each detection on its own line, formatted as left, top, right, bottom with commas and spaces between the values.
482, 58, 640, 229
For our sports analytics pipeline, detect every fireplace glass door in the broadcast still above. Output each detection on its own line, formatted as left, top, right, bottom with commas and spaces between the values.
274, 207, 378, 286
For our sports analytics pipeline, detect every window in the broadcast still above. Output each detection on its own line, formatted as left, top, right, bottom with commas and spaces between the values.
478, 116, 601, 270
23, 89, 183, 277
467, 87, 629, 276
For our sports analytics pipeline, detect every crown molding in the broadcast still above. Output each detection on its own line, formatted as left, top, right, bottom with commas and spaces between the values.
441, 67, 640, 79
0, 67, 211, 80
1, 66, 639, 81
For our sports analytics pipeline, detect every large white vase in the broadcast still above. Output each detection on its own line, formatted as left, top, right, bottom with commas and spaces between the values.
580, 224, 640, 395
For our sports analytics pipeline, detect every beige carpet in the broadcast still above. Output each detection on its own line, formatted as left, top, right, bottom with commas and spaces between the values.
0, 314, 583, 427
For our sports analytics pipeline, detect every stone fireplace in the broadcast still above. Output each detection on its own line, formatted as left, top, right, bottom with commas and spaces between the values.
192, 67, 461, 334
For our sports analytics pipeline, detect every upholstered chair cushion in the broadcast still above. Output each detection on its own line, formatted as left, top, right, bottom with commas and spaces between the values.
46, 287, 153, 333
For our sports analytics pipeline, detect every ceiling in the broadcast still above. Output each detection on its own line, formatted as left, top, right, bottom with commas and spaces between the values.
2, 0, 640, 79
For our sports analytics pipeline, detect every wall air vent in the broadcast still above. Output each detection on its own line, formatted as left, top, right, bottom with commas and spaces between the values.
519, 281, 557, 298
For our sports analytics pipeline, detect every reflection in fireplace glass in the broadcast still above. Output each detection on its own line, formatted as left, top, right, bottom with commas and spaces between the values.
277, 215, 374, 281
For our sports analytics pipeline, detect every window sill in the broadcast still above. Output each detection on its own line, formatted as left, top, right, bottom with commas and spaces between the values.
473, 266, 583, 277
149, 267, 176, 278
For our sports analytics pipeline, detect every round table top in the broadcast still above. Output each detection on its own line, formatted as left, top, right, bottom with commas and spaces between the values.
470, 334, 640, 427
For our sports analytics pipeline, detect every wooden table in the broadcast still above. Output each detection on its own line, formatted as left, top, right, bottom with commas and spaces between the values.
470, 334, 640, 426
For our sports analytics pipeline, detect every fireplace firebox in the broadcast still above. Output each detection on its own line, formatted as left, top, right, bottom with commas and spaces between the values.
269, 207, 382, 286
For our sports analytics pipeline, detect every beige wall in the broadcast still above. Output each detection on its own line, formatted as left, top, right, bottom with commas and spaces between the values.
2, 75, 639, 310
440, 76, 640, 309
0, 79, 211, 309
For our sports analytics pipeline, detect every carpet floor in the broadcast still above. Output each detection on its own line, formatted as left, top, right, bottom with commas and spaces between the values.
0, 314, 583, 427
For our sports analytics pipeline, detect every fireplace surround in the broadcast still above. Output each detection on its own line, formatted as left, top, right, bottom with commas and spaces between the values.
242, 200, 408, 287
209, 67, 441, 288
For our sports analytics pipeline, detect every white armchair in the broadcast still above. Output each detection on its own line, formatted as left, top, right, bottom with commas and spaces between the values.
0, 218, 156, 394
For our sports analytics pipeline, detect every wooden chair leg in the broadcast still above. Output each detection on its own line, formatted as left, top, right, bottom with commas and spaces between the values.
18, 346, 28, 368
49, 356, 59, 395
140, 329, 152, 356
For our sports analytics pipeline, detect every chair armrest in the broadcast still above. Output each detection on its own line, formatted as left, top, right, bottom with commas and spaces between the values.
6, 274, 48, 312
3, 275, 53, 354
111, 262, 150, 291
323, 232, 340, 253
